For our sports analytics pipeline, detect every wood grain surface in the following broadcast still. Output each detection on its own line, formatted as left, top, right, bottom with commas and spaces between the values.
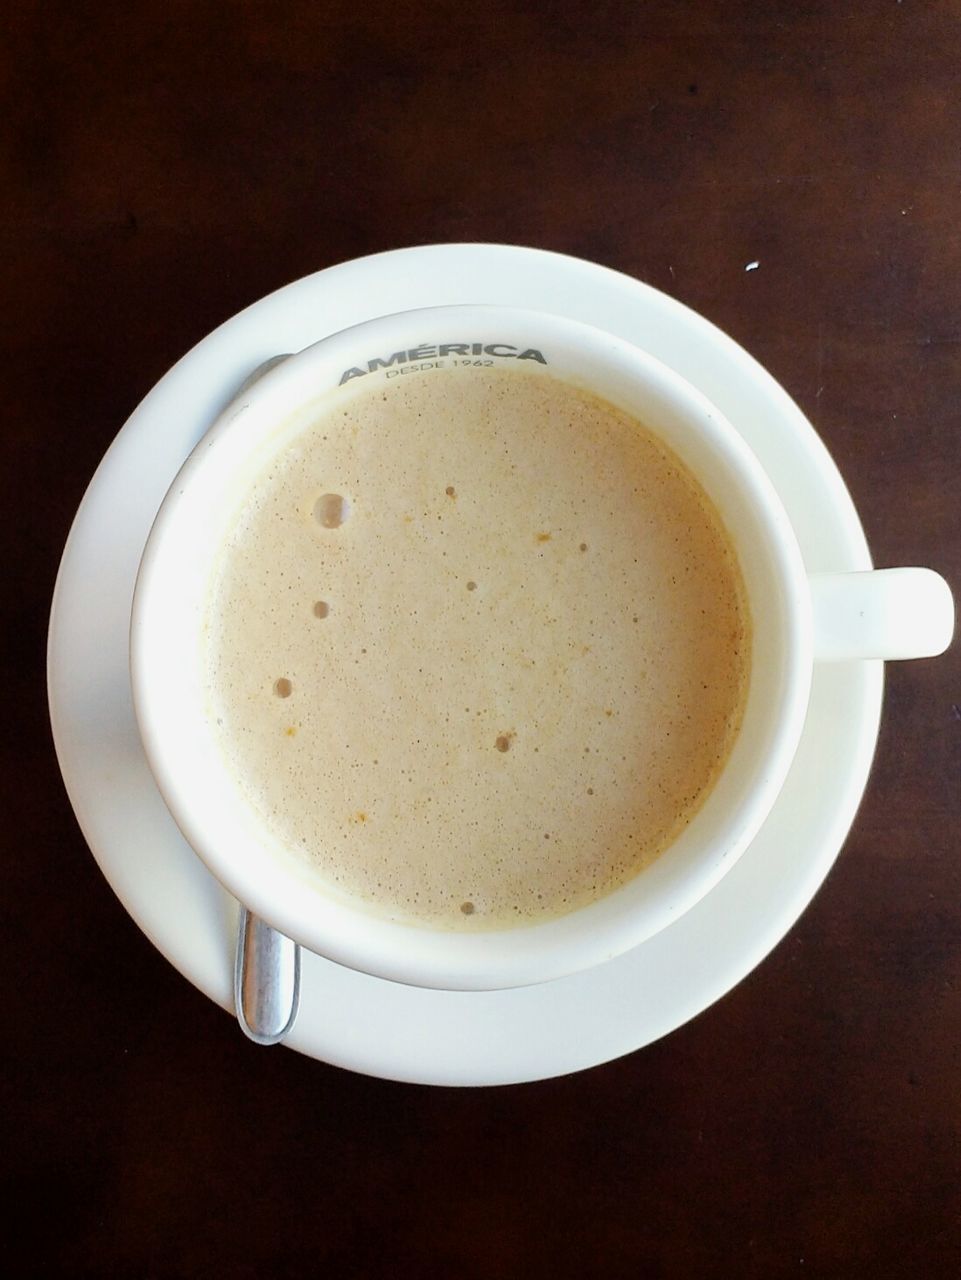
5, 2, 960, 1276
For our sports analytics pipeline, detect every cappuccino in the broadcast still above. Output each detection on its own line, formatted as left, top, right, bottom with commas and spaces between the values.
203, 366, 750, 928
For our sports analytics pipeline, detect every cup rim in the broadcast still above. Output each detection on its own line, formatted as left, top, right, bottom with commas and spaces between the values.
130, 303, 812, 989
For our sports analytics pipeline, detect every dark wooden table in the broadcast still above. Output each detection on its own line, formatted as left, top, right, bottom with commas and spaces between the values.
7, 2, 960, 1275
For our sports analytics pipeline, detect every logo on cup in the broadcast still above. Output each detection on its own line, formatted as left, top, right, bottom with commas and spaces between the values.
339, 342, 548, 385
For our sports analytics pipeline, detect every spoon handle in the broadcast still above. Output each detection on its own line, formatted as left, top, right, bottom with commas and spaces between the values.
225, 358, 302, 1046
234, 907, 301, 1045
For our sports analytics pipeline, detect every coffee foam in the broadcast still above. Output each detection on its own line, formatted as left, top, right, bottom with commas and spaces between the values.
203, 367, 750, 928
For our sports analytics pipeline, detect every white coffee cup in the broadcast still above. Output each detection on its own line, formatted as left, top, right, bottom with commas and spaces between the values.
130, 305, 954, 990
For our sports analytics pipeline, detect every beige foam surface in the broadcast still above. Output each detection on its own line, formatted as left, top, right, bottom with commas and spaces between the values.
203, 367, 749, 928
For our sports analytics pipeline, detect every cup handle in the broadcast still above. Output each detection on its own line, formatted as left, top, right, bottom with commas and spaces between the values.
809, 568, 954, 661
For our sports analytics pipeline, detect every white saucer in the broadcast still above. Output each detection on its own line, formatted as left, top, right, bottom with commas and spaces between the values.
47, 245, 882, 1085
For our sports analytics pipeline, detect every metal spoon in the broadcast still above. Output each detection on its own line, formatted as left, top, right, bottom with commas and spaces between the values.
234, 907, 301, 1045
227, 354, 302, 1046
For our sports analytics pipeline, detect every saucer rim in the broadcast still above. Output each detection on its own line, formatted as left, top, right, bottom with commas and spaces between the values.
47, 243, 882, 1084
